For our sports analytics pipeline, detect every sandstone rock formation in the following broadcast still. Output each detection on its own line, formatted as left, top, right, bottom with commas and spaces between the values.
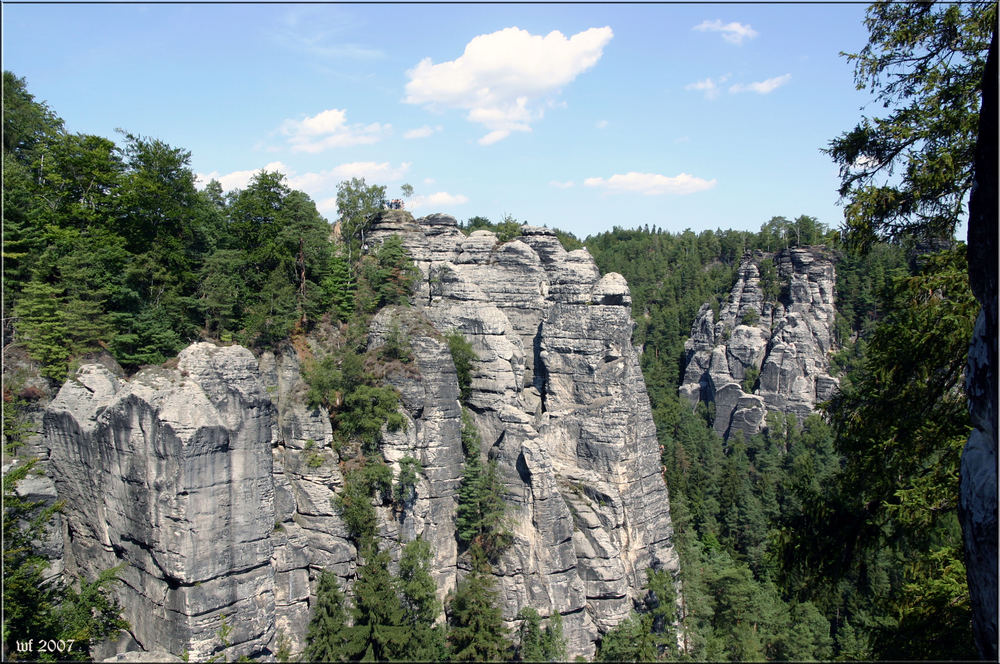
678, 247, 838, 438
43, 211, 677, 660
45, 344, 275, 660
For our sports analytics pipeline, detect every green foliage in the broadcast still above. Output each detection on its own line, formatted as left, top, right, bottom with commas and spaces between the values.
3, 460, 128, 661
446, 330, 476, 404
322, 244, 356, 322
334, 469, 378, 552
304, 349, 407, 455
347, 548, 410, 661
359, 235, 419, 313
455, 410, 512, 563
340, 385, 407, 455
398, 537, 448, 661
273, 629, 292, 663
741, 366, 760, 393
740, 307, 760, 326
515, 607, 545, 662
459, 214, 523, 243
757, 215, 830, 251
3, 71, 63, 158
447, 556, 511, 661
394, 456, 422, 507
597, 614, 658, 662
13, 281, 73, 380
783, 247, 977, 659
380, 321, 412, 364
757, 257, 781, 303
596, 569, 677, 661
304, 570, 351, 663
515, 607, 567, 662
4, 74, 337, 371
336, 177, 386, 261
553, 229, 584, 252
826, 0, 996, 247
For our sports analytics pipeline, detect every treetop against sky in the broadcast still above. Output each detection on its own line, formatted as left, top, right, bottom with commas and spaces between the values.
4, 2, 877, 237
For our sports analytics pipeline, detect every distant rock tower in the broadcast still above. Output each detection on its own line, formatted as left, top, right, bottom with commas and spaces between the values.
678, 247, 839, 439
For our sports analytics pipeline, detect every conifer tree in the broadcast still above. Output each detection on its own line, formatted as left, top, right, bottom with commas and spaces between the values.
398, 537, 447, 661
304, 570, 351, 663
515, 607, 566, 662
346, 548, 408, 661
516, 607, 545, 662
447, 548, 511, 662
455, 409, 511, 562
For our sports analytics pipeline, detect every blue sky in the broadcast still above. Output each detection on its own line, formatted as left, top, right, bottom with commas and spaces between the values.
3, 2, 876, 239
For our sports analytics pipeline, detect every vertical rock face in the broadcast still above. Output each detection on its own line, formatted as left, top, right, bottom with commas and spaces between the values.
44, 211, 677, 659
368, 212, 678, 657
678, 248, 838, 438
45, 344, 275, 661
960, 30, 998, 660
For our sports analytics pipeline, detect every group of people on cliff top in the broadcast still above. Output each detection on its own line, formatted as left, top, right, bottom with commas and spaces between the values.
385, 199, 405, 210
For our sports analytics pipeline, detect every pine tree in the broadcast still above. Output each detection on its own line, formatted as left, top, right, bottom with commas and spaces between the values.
455, 409, 511, 562
3, 458, 127, 661
596, 614, 657, 662
347, 548, 408, 661
539, 611, 566, 662
398, 537, 447, 661
304, 570, 351, 663
516, 607, 544, 662
14, 281, 70, 380
447, 552, 511, 662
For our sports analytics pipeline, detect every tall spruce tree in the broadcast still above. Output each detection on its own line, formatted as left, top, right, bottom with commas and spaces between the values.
304, 570, 351, 663
447, 548, 511, 662
346, 548, 408, 661
398, 537, 447, 661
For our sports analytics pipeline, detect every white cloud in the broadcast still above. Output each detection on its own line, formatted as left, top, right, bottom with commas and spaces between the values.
408, 191, 469, 210
404, 26, 613, 144
404, 124, 442, 139
275, 8, 385, 60
729, 73, 791, 95
584, 171, 716, 196
693, 19, 758, 45
289, 162, 412, 191
280, 108, 391, 153
685, 77, 720, 100
685, 74, 730, 99
196, 161, 290, 191
197, 161, 410, 210
851, 155, 879, 171
423, 177, 436, 185
595, 119, 609, 129
549, 180, 575, 189
316, 197, 340, 216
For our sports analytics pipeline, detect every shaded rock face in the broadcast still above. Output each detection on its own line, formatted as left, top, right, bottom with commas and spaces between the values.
44, 211, 676, 660
679, 248, 838, 438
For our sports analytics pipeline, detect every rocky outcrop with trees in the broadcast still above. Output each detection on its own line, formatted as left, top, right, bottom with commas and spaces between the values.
40, 212, 677, 660
678, 247, 839, 439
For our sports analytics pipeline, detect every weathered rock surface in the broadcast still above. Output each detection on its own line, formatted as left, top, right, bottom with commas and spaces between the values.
370, 212, 677, 656
45, 344, 276, 661
43, 210, 677, 659
679, 247, 838, 438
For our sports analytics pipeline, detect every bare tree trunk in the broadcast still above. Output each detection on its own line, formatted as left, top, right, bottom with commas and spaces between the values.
960, 26, 997, 661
